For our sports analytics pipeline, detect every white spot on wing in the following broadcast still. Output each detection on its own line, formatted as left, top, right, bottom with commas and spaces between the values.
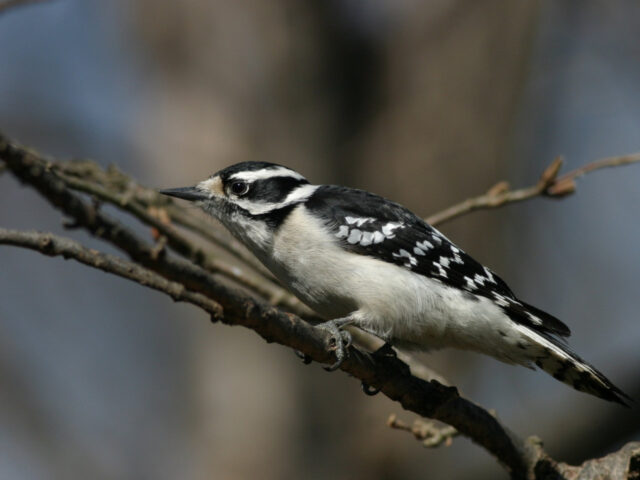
347, 229, 363, 244
360, 231, 374, 246
372, 231, 385, 244
393, 249, 417, 268
492, 292, 510, 307
464, 276, 477, 290
381, 222, 403, 237
345, 216, 374, 227
336, 225, 349, 239
416, 239, 434, 251
484, 266, 496, 284
432, 261, 447, 278
526, 312, 542, 326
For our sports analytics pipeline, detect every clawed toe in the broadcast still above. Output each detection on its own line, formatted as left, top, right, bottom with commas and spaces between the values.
361, 381, 380, 396
316, 319, 352, 371
294, 349, 312, 364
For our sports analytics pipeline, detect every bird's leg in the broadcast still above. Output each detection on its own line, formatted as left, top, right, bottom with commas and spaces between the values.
315, 317, 353, 371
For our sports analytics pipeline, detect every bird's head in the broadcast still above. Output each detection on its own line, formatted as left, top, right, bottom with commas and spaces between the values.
160, 162, 317, 247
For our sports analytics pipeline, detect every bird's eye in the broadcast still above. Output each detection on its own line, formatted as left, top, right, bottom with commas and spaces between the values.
230, 181, 249, 196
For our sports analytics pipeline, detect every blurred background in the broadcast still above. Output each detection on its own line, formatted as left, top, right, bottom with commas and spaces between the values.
1, 0, 639, 478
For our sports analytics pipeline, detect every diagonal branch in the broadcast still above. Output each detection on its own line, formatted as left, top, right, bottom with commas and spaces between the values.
3, 132, 640, 479
48, 160, 310, 315
0, 228, 224, 318
426, 153, 640, 226
0, 132, 533, 477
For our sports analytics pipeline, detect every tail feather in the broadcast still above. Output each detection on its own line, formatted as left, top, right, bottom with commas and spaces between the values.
516, 325, 631, 406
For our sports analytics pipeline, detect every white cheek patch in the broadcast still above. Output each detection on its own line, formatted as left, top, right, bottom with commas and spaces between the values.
197, 176, 224, 197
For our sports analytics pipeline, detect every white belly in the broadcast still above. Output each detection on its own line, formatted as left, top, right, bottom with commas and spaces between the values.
246, 206, 520, 361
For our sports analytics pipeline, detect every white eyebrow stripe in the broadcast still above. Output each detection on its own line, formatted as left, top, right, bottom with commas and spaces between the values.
234, 184, 319, 215
229, 167, 306, 183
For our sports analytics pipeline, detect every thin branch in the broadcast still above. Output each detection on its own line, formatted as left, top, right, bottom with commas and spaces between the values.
51, 167, 299, 308
387, 413, 459, 448
55, 160, 273, 276
426, 153, 640, 226
51, 160, 309, 314
0, 228, 224, 318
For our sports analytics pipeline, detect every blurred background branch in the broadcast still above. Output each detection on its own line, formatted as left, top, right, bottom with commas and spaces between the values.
426, 153, 640, 226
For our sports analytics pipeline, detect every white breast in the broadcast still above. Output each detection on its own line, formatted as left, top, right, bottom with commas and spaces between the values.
245, 205, 527, 362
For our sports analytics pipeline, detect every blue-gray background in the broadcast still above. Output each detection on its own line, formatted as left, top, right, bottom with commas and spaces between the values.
1, 1, 638, 479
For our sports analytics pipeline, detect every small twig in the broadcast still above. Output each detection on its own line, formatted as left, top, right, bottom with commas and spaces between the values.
388, 414, 459, 448
55, 160, 274, 276
0, 228, 224, 319
426, 153, 640, 226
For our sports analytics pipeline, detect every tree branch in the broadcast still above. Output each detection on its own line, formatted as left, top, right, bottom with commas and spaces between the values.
2, 132, 639, 479
426, 154, 640, 226
49, 162, 308, 314
0, 228, 224, 318
0, 133, 531, 476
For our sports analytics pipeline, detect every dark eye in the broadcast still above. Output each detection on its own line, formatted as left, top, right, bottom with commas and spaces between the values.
230, 181, 249, 196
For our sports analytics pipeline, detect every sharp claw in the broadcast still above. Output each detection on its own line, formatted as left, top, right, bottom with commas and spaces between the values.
361, 381, 380, 396
294, 349, 312, 364
323, 360, 342, 372
342, 330, 353, 349
317, 320, 352, 371
323, 332, 348, 371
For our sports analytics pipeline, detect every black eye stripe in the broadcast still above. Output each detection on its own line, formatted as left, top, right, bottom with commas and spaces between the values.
234, 177, 308, 203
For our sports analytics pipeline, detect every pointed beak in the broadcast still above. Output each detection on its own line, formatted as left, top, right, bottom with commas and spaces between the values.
159, 186, 209, 202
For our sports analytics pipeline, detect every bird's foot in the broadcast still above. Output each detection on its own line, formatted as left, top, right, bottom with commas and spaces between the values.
316, 318, 352, 371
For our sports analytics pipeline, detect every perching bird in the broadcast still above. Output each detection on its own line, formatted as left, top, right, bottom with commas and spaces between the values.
161, 162, 629, 405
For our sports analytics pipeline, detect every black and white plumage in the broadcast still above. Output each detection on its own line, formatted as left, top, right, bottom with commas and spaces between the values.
161, 161, 629, 405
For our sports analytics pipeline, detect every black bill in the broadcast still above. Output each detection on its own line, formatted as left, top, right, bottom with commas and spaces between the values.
159, 186, 208, 201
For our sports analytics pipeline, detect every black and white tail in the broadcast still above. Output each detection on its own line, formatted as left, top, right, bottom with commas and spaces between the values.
515, 323, 631, 406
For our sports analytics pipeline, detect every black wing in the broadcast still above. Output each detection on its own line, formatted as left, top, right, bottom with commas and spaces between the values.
306, 185, 570, 338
